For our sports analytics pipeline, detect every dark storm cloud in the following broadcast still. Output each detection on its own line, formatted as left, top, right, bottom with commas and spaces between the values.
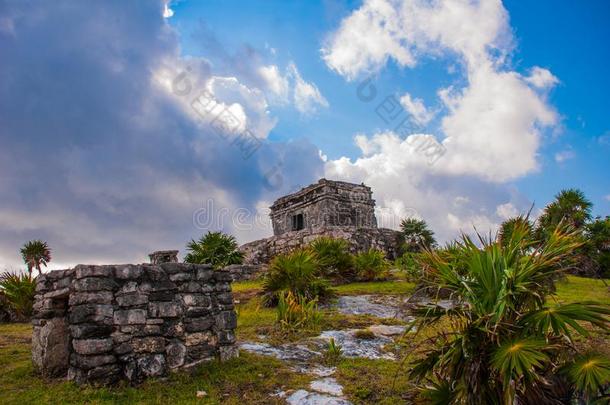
0, 0, 323, 267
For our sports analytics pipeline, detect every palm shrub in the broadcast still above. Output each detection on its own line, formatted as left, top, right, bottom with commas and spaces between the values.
409, 222, 610, 404
0, 271, 36, 321
353, 248, 389, 281
20, 240, 51, 276
263, 248, 331, 306
400, 218, 436, 252
184, 231, 244, 269
276, 290, 322, 331
395, 252, 423, 281
309, 237, 354, 280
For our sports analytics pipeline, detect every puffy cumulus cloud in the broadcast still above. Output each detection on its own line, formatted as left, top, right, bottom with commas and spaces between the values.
0, 1, 323, 269
257, 62, 329, 115
323, 0, 559, 182
324, 131, 531, 242
399, 92, 434, 126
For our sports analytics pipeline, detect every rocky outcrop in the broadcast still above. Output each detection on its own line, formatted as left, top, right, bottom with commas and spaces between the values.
32, 263, 238, 385
240, 226, 403, 265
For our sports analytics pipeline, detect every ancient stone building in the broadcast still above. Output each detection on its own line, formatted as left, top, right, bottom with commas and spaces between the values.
241, 179, 402, 264
270, 179, 377, 235
32, 261, 237, 385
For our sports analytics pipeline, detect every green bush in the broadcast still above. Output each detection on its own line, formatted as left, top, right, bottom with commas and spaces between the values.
263, 249, 331, 306
394, 252, 422, 281
410, 223, 610, 403
184, 231, 244, 269
309, 237, 353, 280
0, 271, 35, 321
276, 291, 322, 332
353, 249, 389, 281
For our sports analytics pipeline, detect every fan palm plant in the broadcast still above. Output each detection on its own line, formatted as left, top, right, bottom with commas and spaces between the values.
309, 237, 354, 280
184, 231, 244, 269
353, 248, 389, 281
0, 271, 36, 320
409, 221, 610, 404
400, 218, 437, 252
20, 240, 51, 276
262, 248, 331, 306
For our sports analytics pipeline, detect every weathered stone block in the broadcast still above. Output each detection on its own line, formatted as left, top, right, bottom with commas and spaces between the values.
69, 291, 113, 306
32, 317, 70, 377
132, 337, 166, 353
215, 311, 237, 330
70, 353, 116, 370
181, 294, 210, 307
169, 272, 192, 282
75, 265, 113, 279
70, 304, 113, 325
116, 293, 148, 307
185, 317, 214, 333
115, 265, 143, 280
219, 345, 239, 361
113, 309, 147, 325
166, 341, 187, 369
70, 324, 113, 339
196, 269, 213, 281
185, 331, 216, 347
73, 338, 113, 355
73, 277, 116, 292
149, 302, 182, 318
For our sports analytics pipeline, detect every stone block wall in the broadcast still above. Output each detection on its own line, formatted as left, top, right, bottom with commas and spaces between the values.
240, 226, 403, 265
32, 263, 238, 385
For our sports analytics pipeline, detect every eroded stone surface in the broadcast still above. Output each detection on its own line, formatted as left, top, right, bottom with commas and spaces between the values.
310, 377, 344, 396
239, 342, 320, 362
314, 330, 395, 360
286, 389, 352, 405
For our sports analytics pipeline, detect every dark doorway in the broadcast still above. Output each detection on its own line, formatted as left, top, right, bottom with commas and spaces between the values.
291, 214, 304, 231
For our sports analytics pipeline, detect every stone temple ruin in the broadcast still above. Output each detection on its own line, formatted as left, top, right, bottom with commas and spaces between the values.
241, 179, 402, 264
32, 257, 237, 385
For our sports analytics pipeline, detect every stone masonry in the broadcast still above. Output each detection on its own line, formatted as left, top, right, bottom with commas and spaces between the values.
32, 263, 238, 385
241, 179, 403, 265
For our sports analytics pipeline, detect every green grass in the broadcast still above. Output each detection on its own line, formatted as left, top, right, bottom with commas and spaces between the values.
553, 276, 610, 305
0, 276, 606, 404
231, 280, 263, 294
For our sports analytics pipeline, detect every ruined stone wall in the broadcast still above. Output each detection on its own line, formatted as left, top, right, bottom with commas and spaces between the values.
240, 226, 403, 265
32, 263, 237, 385
270, 179, 377, 236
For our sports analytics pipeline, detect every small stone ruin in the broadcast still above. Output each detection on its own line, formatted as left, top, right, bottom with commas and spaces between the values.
32, 261, 238, 385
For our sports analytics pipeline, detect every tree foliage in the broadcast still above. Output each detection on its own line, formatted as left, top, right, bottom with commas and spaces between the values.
400, 218, 436, 252
184, 231, 244, 269
0, 271, 36, 321
20, 240, 51, 276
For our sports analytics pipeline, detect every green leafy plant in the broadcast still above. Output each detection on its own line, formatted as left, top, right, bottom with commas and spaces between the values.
409, 222, 610, 404
395, 252, 423, 281
400, 218, 436, 252
20, 240, 51, 276
353, 248, 389, 281
562, 353, 610, 403
184, 231, 244, 269
0, 271, 36, 321
263, 249, 331, 306
309, 237, 354, 280
323, 337, 343, 366
276, 290, 322, 332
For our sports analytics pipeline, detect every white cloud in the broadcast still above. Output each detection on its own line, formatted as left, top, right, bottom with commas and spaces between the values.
258, 64, 290, 100
399, 92, 434, 126
604, 195, 610, 202
323, 0, 560, 187
288, 63, 329, 115
256, 62, 328, 115
496, 202, 519, 220
554, 149, 575, 163
525, 66, 559, 89
162, 3, 174, 18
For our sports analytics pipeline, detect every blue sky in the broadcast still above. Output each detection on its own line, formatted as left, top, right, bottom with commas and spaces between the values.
0, 0, 608, 268
168, 0, 610, 212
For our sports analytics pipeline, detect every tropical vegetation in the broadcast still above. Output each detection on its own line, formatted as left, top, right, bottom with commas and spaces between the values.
19, 240, 51, 276
400, 218, 436, 252
309, 236, 353, 280
184, 231, 244, 269
0, 272, 36, 321
353, 248, 389, 281
409, 221, 610, 403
